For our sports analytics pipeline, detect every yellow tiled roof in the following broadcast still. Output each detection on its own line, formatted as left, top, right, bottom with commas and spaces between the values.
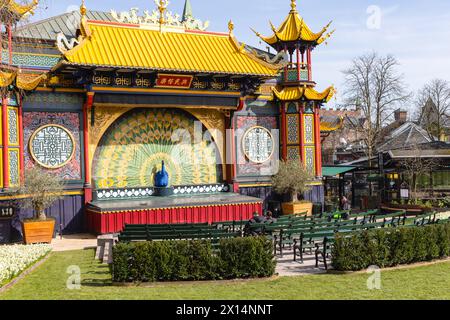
0, 70, 47, 91
320, 117, 344, 133
252, 0, 334, 47
62, 21, 280, 77
272, 86, 335, 102
0, 0, 38, 18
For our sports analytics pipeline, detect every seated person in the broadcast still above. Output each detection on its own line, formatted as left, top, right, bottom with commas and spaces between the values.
244, 212, 266, 236
264, 211, 277, 224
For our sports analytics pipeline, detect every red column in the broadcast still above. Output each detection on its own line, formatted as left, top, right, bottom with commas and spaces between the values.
314, 106, 322, 176
18, 96, 25, 184
0, 23, 3, 60
2, 97, 9, 189
296, 47, 301, 81
307, 48, 312, 81
83, 92, 94, 203
280, 103, 287, 160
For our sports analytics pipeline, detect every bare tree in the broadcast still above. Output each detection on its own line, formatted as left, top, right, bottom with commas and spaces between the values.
416, 79, 450, 141
400, 146, 438, 202
342, 52, 410, 166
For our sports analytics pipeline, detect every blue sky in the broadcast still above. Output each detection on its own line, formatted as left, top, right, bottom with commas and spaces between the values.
31, 0, 450, 108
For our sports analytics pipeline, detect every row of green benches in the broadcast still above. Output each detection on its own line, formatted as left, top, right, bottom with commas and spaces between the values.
118, 221, 239, 242
290, 212, 444, 269
249, 210, 409, 236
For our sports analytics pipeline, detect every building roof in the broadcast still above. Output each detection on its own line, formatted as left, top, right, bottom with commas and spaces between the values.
252, 0, 334, 49
0, 69, 47, 91
388, 142, 450, 158
272, 85, 335, 102
322, 166, 356, 177
378, 122, 433, 152
320, 115, 344, 133
14, 10, 115, 41
58, 20, 280, 77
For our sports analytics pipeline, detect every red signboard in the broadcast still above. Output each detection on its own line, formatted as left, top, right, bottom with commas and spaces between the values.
155, 74, 193, 89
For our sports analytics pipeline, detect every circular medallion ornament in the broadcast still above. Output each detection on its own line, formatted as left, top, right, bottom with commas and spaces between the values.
243, 126, 274, 163
29, 124, 75, 169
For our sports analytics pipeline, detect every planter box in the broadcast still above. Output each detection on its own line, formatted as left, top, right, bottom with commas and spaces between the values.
282, 202, 313, 216
22, 219, 55, 244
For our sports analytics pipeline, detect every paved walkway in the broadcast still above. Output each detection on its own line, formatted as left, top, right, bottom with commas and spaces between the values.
275, 249, 327, 276
50, 234, 97, 252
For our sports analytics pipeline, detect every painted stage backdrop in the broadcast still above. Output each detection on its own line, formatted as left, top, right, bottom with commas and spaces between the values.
93, 108, 221, 189
23, 112, 82, 181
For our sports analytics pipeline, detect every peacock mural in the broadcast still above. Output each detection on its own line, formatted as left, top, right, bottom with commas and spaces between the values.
92, 108, 221, 189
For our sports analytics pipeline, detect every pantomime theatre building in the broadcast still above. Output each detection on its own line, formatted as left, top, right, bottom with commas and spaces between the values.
0, 0, 335, 235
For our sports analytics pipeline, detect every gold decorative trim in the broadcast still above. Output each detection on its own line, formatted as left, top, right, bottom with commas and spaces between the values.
29, 124, 76, 169
0, 190, 84, 201
88, 201, 263, 215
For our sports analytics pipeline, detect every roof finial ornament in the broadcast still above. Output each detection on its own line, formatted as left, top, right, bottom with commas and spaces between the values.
290, 0, 297, 12
80, 0, 87, 17
228, 20, 234, 35
156, 0, 170, 25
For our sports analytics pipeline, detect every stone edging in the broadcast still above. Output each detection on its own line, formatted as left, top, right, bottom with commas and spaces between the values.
112, 275, 280, 287
0, 253, 52, 294
326, 257, 450, 275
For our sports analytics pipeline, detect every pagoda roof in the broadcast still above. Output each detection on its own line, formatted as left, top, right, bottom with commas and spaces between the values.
320, 115, 344, 133
0, 0, 38, 21
0, 69, 47, 91
57, 20, 281, 77
252, 0, 334, 49
272, 85, 335, 103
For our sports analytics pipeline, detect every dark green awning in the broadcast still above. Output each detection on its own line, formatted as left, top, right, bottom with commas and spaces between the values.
322, 166, 356, 177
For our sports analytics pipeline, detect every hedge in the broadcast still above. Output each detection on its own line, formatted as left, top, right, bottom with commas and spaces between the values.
332, 224, 450, 271
111, 236, 276, 282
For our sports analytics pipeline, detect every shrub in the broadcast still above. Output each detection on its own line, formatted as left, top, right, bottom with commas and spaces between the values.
332, 224, 450, 271
111, 236, 275, 282
218, 237, 276, 279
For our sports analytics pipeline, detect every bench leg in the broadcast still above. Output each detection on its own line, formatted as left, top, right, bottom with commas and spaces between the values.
279, 241, 283, 258
315, 250, 319, 268
273, 236, 278, 256
293, 246, 297, 262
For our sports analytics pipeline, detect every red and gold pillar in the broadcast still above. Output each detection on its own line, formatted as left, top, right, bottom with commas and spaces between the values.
83, 92, 95, 203
299, 103, 305, 163
314, 105, 322, 176
1, 96, 8, 189
18, 95, 25, 184
280, 102, 287, 160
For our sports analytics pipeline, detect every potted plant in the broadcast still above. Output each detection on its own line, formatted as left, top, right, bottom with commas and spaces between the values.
272, 160, 315, 216
19, 167, 64, 244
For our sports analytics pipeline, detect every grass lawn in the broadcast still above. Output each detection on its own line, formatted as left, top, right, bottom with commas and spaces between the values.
0, 249, 449, 300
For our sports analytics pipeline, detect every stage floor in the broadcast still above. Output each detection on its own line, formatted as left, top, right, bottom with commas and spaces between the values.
87, 192, 262, 213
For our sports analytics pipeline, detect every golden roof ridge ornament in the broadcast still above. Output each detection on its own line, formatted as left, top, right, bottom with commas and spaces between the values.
228, 20, 234, 35
80, 0, 87, 17
290, 0, 297, 12
157, 0, 169, 26
56, 0, 91, 54
110, 2, 209, 31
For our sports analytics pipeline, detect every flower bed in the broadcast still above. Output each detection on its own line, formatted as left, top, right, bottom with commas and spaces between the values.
0, 244, 52, 287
